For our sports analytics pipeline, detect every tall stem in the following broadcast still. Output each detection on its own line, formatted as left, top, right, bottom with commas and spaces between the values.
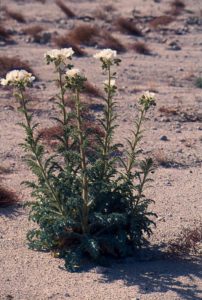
75, 89, 89, 233
58, 70, 71, 165
102, 65, 113, 178
58, 70, 67, 125
126, 108, 145, 175
19, 89, 63, 215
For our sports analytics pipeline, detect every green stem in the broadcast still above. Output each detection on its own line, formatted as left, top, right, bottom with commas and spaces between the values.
133, 170, 147, 212
126, 108, 145, 174
58, 71, 67, 125
75, 89, 89, 233
102, 65, 113, 178
58, 70, 71, 165
19, 88, 63, 215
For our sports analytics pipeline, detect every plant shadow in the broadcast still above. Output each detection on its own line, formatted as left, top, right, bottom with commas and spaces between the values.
97, 251, 202, 300
0, 203, 23, 218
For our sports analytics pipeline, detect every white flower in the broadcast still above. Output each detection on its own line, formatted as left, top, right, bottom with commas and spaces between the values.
0, 70, 35, 86
143, 91, 155, 100
104, 79, 116, 86
66, 68, 80, 78
44, 48, 74, 61
94, 49, 117, 61
1, 78, 8, 86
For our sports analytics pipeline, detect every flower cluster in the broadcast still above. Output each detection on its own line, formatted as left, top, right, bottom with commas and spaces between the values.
104, 79, 116, 87
66, 68, 80, 78
0, 70, 35, 87
65, 68, 86, 91
140, 91, 156, 110
0, 49, 156, 110
94, 49, 117, 61
44, 48, 74, 70
94, 49, 121, 70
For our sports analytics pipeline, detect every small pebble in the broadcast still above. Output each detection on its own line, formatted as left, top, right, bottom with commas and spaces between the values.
160, 135, 168, 141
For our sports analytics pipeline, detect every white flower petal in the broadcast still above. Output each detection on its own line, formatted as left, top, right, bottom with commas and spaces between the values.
94, 49, 117, 60
66, 68, 80, 78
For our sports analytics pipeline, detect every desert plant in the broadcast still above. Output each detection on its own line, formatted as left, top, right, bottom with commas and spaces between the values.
130, 42, 152, 55
195, 77, 202, 89
167, 223, 202, 256
68, 25, 99, 46
1, 48, 156, 271
55, 0, 75, 18
115, 17, 142, 36
99, 32, 126, 53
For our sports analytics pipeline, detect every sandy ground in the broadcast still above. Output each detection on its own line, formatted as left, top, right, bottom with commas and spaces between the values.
0, 0, 202, 299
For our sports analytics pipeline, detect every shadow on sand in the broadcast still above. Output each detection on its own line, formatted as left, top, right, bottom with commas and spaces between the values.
0, 203, 23, 218
97, 255, 202, 300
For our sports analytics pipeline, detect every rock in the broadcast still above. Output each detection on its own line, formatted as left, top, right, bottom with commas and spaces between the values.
168, 41, 181, 51
186, 17, 202, 25
175, 27, 189, 35
3, 105, 14, 111
160, 117, 170, 122
160, 135, 168, 141
39, 32, 51, 44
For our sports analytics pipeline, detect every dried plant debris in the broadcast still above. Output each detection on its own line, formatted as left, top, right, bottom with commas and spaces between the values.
0, 186, 19, 207
99, 32, 126, 53
115, 17, 143, 36
167, 223, 202, 256
22, 26, 50, 44
130, 42, 152, 55
55, 27, 125, 54
23, 25, 44, 38
5, 8, 26, 23
0, 24, 11, 42
159, 106, 178, 116
152, 149, 184, 169
93, 9, 109, 21
83, 81, 103, 98
150, 16, 175, 28
159, 106, 202, 123
53, 35, 86, 57
0, 56, 34, 78
68, 25, 99, 46
169, 0, 186, 16
55, 0, 75, 18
